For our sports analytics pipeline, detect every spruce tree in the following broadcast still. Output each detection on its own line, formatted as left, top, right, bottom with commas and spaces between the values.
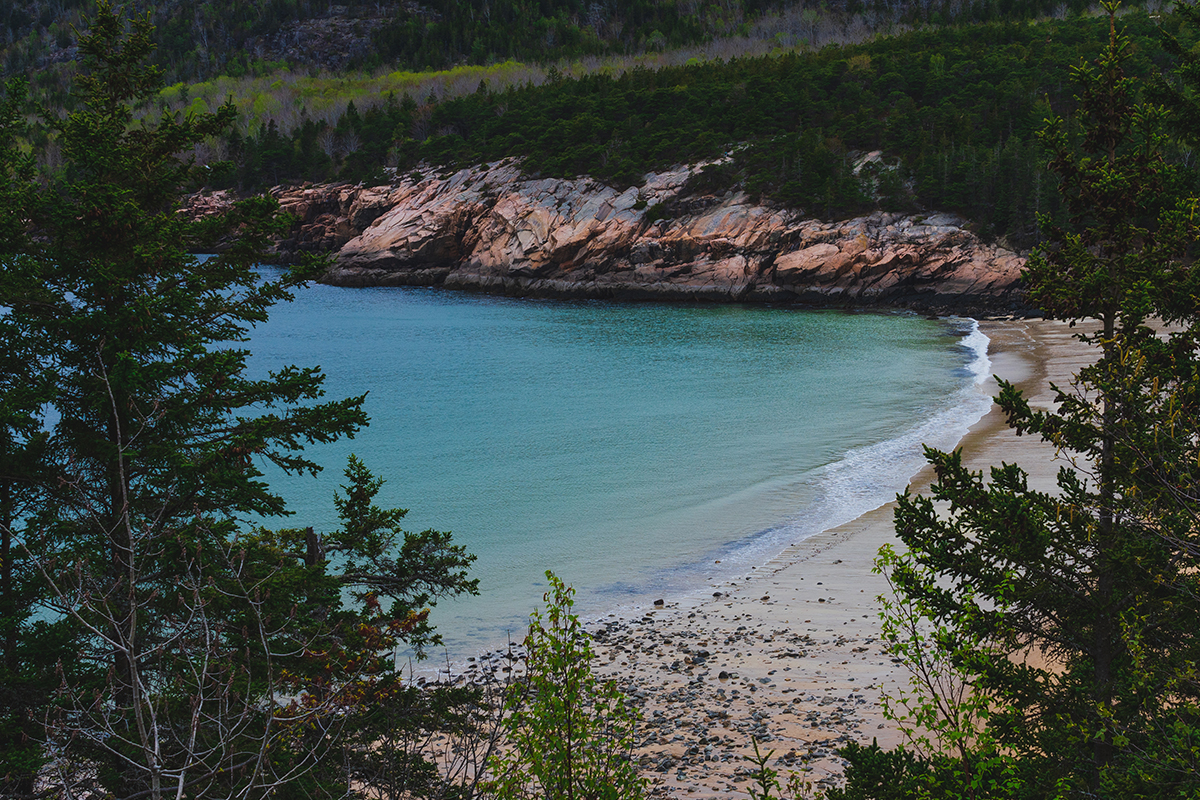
864, 5, 1200, 797
0, 4, 478, 798
0, 74, 67, 799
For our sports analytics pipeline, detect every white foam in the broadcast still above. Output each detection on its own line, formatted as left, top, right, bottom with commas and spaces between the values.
702, 317, 993, 571
960, 319, 992, 385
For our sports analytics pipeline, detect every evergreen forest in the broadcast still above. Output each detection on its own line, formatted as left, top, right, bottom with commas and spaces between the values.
14, 4, 1200, 249
4, 0, 1162, 81
207, 10, 1196, 249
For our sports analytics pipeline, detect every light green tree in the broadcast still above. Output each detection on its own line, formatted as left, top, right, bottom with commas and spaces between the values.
489, 572, 645, 800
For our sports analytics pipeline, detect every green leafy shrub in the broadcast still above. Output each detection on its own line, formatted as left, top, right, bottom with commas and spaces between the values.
489, 572, 644, 800
643, 202, 669, 224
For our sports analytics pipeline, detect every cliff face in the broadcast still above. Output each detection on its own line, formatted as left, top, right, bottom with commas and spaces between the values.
194, 161, 1028, 313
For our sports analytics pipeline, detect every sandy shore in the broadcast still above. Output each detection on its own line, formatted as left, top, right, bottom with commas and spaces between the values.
587, 318, 1091, 797
448, 318, 1095, 796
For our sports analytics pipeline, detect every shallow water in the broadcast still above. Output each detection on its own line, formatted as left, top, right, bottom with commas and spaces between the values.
246, 278, 990, 659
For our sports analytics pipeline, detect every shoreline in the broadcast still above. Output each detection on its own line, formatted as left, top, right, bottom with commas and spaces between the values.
443, 317, 1091, 796
420, 311, 990, 669
321, 266, 1033, 319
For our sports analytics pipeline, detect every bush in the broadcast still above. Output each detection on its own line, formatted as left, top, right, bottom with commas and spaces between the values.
488, 572, 644, 800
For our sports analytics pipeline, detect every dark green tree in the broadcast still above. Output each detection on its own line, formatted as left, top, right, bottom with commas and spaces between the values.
313, 460, 494, 800
862, 5, 1200, 798
1153, 0, 1200, 148
241, 456, 482, 800
8, 5, 362, 797
0, 74, 71, 799
0, 4, 478, 798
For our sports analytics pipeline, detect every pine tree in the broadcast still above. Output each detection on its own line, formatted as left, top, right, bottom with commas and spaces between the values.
9, 5, 362, 797
862, 5, 1200, 797
0, 73, 68, 800
0, 4, 478, 798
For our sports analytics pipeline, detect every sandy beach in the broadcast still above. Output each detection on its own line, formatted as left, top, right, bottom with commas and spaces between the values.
589, 317, 1090, 797
449, 317, 1095, 797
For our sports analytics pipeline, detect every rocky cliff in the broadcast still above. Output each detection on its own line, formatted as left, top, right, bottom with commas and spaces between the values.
190, 161, 1029, 313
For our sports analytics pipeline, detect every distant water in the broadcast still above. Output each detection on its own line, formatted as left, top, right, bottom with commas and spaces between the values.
246, 275, 991, 660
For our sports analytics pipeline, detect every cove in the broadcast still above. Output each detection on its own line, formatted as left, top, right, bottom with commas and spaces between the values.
247, 275, 991, 660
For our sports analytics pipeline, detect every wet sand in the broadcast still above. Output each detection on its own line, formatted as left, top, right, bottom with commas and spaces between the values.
451, 318, 1095, 797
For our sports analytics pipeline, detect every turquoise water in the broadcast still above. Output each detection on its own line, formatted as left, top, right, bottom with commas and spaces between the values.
247, 277, 991, 660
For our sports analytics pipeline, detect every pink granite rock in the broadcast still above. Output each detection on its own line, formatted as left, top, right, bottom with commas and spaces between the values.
184, 161, 1028, 312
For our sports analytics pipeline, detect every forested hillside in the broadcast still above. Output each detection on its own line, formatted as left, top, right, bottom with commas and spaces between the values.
203, 11, 1197, 250
9, 2, 1197, 251
2, 0, 1151, 83
362, 0, 1084, 70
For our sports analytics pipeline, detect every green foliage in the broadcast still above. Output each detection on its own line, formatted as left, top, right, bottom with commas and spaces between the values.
489, 571, 644, 800
2, 0, 1172, 89
336, 674, 501, 800
829, 738, 1032, 800
740, 131, 872, 217
0, 5, 478, 797
642, 201, 669, 224
0, 73, 56, 797
871, 545, 1028, 798
327, 455, 479, 659
746, 739, 783, 800
861, 5, 1200, 798
259, 457, 482, 800
1153, 0, 1200, 148
393, 16, 1141, 239
366, 0, 733, 72
825, 741, 930, 800
2, 5, 368, 795
89, 7, 1194, 248
210, 12, 1200, 247
874, 545, 1002, 763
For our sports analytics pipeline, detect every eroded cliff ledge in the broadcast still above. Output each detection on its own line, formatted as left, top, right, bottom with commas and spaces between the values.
192, 161, 1029, 314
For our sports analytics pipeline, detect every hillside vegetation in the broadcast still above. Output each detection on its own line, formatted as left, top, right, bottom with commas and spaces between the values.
10, 2, 1197, 251
4, 0, 1125, 83
184, 10, 1195, 250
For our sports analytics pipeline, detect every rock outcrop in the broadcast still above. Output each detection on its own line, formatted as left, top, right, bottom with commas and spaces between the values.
189, 161, 1029, 313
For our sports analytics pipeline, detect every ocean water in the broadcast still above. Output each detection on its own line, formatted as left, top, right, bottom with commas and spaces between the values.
246, 276, 991, 660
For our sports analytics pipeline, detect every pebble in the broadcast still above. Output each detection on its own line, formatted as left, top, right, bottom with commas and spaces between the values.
416, 565, 902, 798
